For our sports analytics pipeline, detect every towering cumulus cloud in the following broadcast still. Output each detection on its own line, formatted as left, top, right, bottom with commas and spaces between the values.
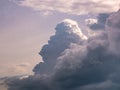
5, 10, 120, 90
33, 19, 87, 74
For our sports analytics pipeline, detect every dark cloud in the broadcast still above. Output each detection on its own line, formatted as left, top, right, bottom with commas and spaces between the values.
89, 13, 110, 30
106, 10, 120, 29
4, 10, 120, 90
106, 10, 120, 54
52, 41, 120, 90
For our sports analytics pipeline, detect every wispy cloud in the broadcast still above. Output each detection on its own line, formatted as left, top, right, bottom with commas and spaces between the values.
11, 0, 120, 15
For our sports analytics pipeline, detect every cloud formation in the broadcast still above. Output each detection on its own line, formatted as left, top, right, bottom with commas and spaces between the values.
11, 0, 120, 15
4, 10, 120, 90
33, 19, 87, 74
87, 13, 110, 30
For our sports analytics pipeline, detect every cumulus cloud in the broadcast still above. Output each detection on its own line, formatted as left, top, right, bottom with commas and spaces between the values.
10, 0, 120, 15
3, 10, 120, 90
33, 19, 87, 74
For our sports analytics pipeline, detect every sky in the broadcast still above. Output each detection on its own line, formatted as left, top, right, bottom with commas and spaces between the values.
0, 0, 96, 77
0, 0, 120, 90
0, 0, 54, 77
0, 0, 50, 77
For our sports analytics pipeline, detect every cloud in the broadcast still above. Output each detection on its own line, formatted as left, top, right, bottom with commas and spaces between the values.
33, 19, 87, 74
10, 0, 120, 15
86, 13, 110, 30
106, 10, 120, 54
4, 10, 120, 90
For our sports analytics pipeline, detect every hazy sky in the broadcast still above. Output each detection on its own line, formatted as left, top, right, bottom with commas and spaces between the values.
0, 0, 93, 77
0, 0, 53, 77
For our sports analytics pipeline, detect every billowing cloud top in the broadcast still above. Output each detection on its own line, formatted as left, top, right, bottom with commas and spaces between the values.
33, 19, 87, 74
11, 0, 120, 15
55, 19, 88, 40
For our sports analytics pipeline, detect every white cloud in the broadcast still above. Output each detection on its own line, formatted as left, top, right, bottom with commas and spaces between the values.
11, 0, 120, 15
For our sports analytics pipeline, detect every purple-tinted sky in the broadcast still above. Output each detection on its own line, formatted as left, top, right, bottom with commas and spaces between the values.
0, 0, 95, 77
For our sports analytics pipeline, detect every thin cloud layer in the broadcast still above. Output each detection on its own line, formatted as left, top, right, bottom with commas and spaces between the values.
11, 0, 120, 15
4, 10, 120, 90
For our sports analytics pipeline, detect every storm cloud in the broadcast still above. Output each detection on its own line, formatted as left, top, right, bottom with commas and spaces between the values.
4, 10, 120, 90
